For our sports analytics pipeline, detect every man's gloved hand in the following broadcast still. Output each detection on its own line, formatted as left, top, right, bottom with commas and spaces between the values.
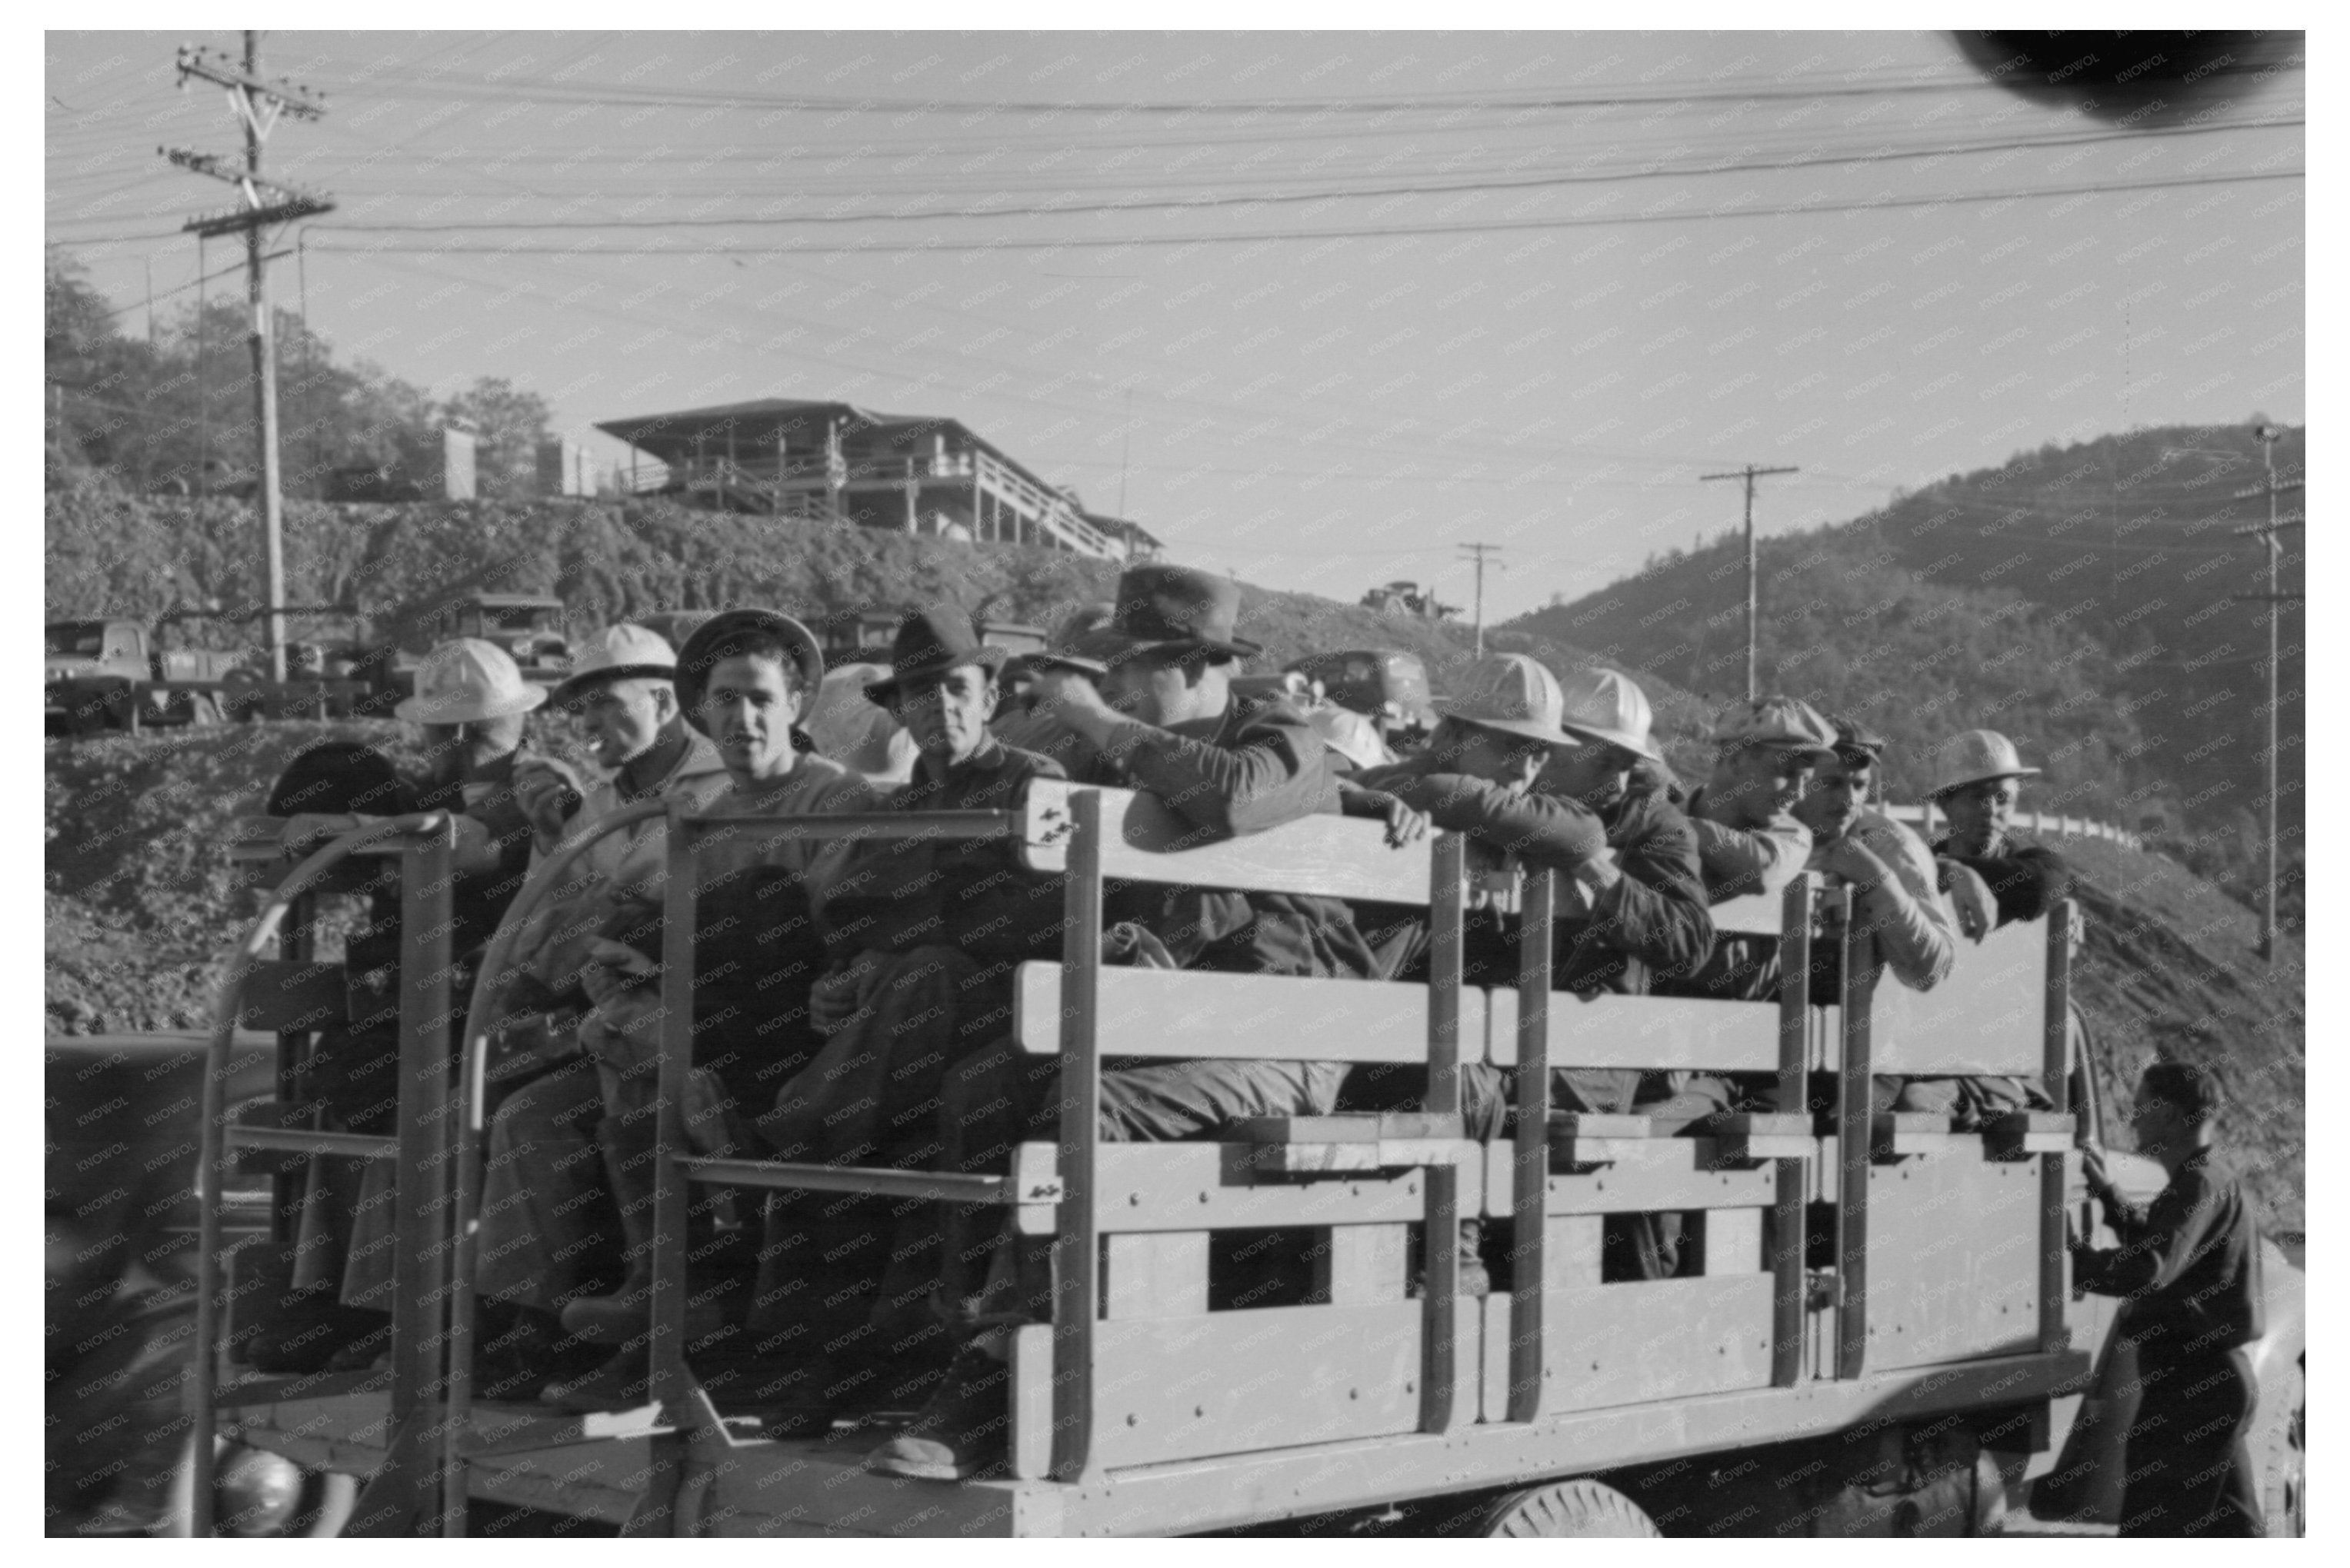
807, 954, 882, 1037
1821, 836, 1893, 893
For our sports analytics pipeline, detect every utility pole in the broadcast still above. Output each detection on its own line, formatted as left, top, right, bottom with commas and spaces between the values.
163, 33, 332, 684
2230, 425, 2303, 963
1458, 542, 1505, 657
1700, 463, 1799, 700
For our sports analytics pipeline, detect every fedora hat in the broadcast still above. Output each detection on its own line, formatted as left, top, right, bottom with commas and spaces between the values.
553, 623, 678, 704
863, 606, 1008, 704
1931, 728, 2042, 797
395, 638, 547, 724
1555, 665, 1662, 762
674, 608, 825, 731
1062, 565, 1262, 667
1433, 654, 1575, 747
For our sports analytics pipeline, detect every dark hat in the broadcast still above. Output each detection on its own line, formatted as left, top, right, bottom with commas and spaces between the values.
863, 606, 1008, 704
1064, 564, 1261, 667
1825, 713, 1889, 761
675, 608, 825, 733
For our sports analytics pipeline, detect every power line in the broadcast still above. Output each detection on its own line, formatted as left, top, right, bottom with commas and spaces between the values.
290, 168, 2302, 258
291, 119, 2302, 235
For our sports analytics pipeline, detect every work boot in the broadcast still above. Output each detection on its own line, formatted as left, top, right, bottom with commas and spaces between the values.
860, 1345, 1014, 1481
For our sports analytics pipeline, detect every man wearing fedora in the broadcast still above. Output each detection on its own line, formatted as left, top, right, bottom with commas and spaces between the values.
746, 608, 1069, 1432
867, 565, 1380, 1480
1928, 727, 2073, 930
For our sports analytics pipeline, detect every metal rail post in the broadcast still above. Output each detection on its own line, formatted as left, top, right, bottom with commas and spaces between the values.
1770, 874, 1814, 1389
1506, 865, 1554, 1423
1050, 789, 1107, 1480
2040, 901, 2078, 1355
1832, 887, 1871, 1381
1419, 834, 1468, 1433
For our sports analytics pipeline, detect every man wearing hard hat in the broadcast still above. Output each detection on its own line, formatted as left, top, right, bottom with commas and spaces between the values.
1928, 727, 2073, 930
468, 625, 736, 1397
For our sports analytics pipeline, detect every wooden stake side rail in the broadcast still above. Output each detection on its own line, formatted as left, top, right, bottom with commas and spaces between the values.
208, 795, 2085, 1538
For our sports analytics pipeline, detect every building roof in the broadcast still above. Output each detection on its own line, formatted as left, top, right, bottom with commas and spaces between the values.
1082, 511, 1164, 551
595, 397, 1063, 499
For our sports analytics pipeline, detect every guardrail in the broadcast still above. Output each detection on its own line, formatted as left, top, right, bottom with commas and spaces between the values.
1882, 802, 2141, 852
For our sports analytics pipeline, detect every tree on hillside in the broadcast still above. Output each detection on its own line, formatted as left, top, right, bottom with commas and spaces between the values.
444, 376, 555, 501
45, 252, 155, 481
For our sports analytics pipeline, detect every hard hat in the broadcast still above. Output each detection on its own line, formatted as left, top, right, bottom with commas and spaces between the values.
1555, 666, 1662, 761
1305, 703, 1393, 772
553, 623, 678, 704
1931, 729, 2042, 797
1709, 695, 1838, 757
1432, 654, 1572, 747
395, 638, 546, 724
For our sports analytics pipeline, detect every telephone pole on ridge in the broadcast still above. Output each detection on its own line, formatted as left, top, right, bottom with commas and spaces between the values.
162, 32, 333, 684
2231, 426, 2303, 964
1700, 463, 1798, 701
1458, 542, 1505, 657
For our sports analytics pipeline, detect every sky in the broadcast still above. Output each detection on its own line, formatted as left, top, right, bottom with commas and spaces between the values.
45, 27, 2305, 622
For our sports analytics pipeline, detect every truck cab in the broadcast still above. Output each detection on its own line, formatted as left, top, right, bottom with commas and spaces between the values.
420, 593, 572, 685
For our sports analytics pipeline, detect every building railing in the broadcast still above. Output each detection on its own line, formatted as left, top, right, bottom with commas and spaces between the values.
1883, 802, 2142, 852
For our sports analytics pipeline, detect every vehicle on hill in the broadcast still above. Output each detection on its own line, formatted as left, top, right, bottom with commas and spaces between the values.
1285, 648, 1438, 742
1360, 581, 1458, 621
170, 788, 2302, 1537
202, 605, 407, 722
45, 617, 241, 735
415, 592, 572, 686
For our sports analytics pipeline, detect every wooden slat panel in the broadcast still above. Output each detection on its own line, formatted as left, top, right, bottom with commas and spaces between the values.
1045, 1143, 1477, 1237
1015, 963, 1480, 1064
1869, 916, 2048, 1075
1480, 1140, 1779, 1217
1315, 1225, 1408, 1306
1083, 1302, 1468, 1470
1709, 891, 1786, 937
1104, 1233, 1209, 1320
1485, 991, 1777, 1070
1862, 1141, 2042, 1372
1490, 1274, 1778, 1417
1019, 781, 1434, 905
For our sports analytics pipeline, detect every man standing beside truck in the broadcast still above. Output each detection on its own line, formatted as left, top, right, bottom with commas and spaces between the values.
2072, 1059, 2266, 1536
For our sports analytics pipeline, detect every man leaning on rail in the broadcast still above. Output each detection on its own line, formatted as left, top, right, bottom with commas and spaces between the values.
864, 564, 1382, 1481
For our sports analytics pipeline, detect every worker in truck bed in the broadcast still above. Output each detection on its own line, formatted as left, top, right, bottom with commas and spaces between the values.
743, 607, 1068, 1433
1654, 695, 1835, 1004
463, 624, 732, 1399
865, 564, 1380, 1481
514, 609, 875, 1411
2073, 1058, 2267, 1536
1339, 657, 1716, 1286
1928, 727, 2074, 931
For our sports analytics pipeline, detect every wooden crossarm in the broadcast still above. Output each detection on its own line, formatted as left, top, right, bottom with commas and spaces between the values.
1485, 992, 1777, 1072
1014, 962, 1484, 1064
1018, 780, 1434, 905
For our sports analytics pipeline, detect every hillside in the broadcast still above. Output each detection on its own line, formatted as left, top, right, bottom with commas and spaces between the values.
1513, 424, 2304, 926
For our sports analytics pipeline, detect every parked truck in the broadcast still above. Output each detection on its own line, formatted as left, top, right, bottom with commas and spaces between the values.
45, 617, 239, 736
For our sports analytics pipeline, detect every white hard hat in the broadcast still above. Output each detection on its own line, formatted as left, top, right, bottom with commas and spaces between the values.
395, 638, 547, 724
554, 623, 678, 704
1931, 729, 2042, 797
1433, 654, 1573, 747
1556, 666, 1662, 762
1305, 703, 1393, 772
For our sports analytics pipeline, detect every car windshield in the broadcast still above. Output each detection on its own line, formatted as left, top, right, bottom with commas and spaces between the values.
46, 622, 108, 657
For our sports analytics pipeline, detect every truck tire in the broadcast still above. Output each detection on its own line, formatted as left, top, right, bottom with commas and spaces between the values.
1477, 1478, 1659, 1537
2255, 1356, 2305, 1537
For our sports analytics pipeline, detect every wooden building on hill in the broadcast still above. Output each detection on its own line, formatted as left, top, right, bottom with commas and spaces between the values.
595, 397, 1138, 561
